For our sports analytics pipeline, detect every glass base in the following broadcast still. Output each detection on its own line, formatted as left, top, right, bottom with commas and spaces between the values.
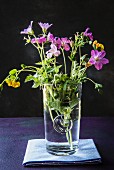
46, 141, 79, 156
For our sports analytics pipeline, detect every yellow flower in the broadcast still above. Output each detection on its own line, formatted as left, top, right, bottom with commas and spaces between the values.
12, 81, 20, 88
92, 40, 104, 51
5, 79, 20, 88
92, 40, 97, 46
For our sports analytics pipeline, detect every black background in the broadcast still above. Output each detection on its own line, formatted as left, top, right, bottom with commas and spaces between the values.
0, 0, 113, 117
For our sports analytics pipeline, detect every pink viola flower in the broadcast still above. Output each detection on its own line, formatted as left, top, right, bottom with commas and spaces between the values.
47, 32, 54, 42
20, 21, 33, 35
89, 50, 109, 70
38, 36, 46, 44
31, 38, 37, 44
31, 36, 46, 44
57, 37, 70, 51
46, 44, 60, 58
38, 22, 52, 32
56, 38, 62, 49
83, 27, 93, 41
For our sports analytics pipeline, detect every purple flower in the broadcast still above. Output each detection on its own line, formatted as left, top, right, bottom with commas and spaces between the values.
89, 50, 109, 70
46, 44, 60, 58
83, 27, 93, 41
31, 36, 46, 44
38, 22, 52, 32
20, 21, 33, 35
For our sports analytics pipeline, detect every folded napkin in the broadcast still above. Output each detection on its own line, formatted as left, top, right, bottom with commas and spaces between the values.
23, 139, 101, 166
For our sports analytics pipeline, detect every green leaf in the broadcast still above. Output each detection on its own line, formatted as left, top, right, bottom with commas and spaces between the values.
35, 62, 42, 65
25, 75, 34, 82
69, 98, 79, 108
81, 54, 87, 61
10, 75, 16, 80
0, 84, 3, 91
9, 69, 17, 75
55, 65, 62, 73
21, 64, 26, 68
32, 82, 40, 88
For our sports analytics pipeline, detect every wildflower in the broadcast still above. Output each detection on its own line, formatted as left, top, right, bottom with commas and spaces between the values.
93, 40, 98, 46
83, 27, 93, 41
38, 22, 52, 33
89, 50, 109, 70
5, 79, 20, 88
47, 32, 54, 42
61, 38, 71, 51
31, 36, 46, 44
56, 37, 70, 51
46, 44, 60, 58
20, 21, 34, 35
93, 40, 104, 51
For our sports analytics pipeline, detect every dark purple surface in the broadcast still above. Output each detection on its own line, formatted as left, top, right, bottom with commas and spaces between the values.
0, 117, 114, 170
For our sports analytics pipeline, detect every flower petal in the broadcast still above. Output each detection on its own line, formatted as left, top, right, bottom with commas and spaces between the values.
50, 44, 57, 51
91, 50, 98, 57
98, 50, 106, 59
94, 62, 103, 70
89, 57, 96, 64
47, 53, 52, 58
54, 50, 60, 56
63, 44, 70, 51
101, 58, 109, 64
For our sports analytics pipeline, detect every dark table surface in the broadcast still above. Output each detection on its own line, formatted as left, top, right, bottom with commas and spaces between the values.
0, 117, 114, 170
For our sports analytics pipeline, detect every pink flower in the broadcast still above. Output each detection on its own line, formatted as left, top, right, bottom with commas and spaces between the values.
89, 50, 109, 70
56, 37, 70, 51
61, 38, 71, 51
56, 38, 62, 49
46, 44, 60, 58
47, 32, 54, 42
20, 21, 33, 35
83, 28, 93, 41
31, 36, 46, 44
38, 36, 46, 44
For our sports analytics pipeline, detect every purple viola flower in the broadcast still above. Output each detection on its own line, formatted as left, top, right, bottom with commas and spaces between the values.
83, 27, 93, 41
46, 44, 60, 58
31, 36, 46, 44
89, 50, 109, 70
20, 21, 33, 35
38, 22, 52, 32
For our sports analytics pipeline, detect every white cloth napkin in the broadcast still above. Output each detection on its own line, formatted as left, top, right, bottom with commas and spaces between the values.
23, 139, 101, 166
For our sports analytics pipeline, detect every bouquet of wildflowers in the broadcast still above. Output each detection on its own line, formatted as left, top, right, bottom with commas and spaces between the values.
0, 21, 109, 91
0, 21, 109, 150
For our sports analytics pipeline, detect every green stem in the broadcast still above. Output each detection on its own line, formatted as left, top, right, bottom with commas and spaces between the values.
61, 49, 66, 74
48, 106, 54, 123
1, 75, 10, 86
66, 129, 73, 150
16, 68, 36, 77
86, 77, 96, 84
69, 130, 73, 150
79, 46, 81, 66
